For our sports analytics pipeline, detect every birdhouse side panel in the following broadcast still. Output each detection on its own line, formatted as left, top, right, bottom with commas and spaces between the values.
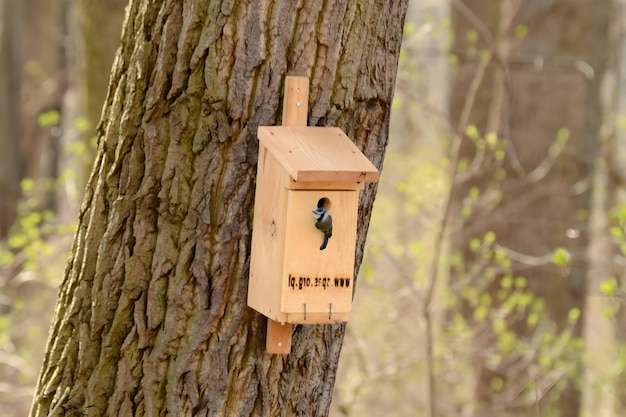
280, 190, 359, 324
248, 146, 291, 320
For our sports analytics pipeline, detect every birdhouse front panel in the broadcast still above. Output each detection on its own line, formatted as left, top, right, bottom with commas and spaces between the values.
279, 189, 358, 324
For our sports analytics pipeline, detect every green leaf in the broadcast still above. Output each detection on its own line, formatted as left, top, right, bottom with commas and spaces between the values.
514, 276, 527, 289
600, 277, 618, 297
527, 313, 539, 328
465, 125, 479, 140
73, 117, 91, 133
465, 28, 479, 44
479, 292, 492, 306
610, 226, 625, 240
485, 132, 497, 148
0, 251, 15, 265
8, 234, 28, 249
551, 247, 570, 267
37, 110, 60, 127
514, 24, 528, 38
21, 178, 34, 192
473, 306, 488, 321
448, 54, 459, 69
603, 305, 618, 318
556, 127, 570, 144
468, 186, 480, 201
396, 181, 407, 193
539, 352, 552, 368
491, 376, 504, 391
494, 167, 506, 180
500, 275, 513, 289
403, 22, 415, 36
568, 308, 581, 323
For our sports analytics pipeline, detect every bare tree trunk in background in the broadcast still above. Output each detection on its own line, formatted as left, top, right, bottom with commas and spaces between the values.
0, 0, 20, 237
71, 0, 127, 191
76, 0, 127, 131
606, 4, 626, 414
450, 1, 610, 416
54, 0, 128, 220
18, 0, 67, 213
29, 1, 408, 416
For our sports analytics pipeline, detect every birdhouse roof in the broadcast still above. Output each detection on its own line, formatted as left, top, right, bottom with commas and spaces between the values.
257, 126, 379, 183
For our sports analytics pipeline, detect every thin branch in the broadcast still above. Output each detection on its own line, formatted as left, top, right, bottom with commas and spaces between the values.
422, 35, 494, 417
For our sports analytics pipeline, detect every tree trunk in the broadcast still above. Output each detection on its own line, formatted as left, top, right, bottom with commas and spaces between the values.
0, 0, 20, 237
67, 0, 128, 197
76, 0, 127, 132
449, 1, 610, 416
29, 1, 408, 416
18, 0, 66, 213
53, 0, 128, 222
606, 4, 626, 414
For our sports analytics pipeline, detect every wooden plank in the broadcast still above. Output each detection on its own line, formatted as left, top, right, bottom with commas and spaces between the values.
266, 319, 292, 354
259, 76, 312, 353
280, 189, 358, 324
247, 146, 289, 321
282, 76, 309, 126
286, 180, 364, 191
257, 126, 379, 183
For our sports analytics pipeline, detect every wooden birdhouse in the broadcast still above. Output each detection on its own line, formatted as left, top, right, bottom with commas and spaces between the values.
247, 77, 379, 353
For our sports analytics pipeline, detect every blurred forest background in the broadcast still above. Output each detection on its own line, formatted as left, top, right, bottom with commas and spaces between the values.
2, 1, 626, 416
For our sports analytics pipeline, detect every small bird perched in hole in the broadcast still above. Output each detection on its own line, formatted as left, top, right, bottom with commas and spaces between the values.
312, 207, 333, 250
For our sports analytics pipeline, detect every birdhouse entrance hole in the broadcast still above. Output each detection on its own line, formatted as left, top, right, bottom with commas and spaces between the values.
317, 197, 331, 210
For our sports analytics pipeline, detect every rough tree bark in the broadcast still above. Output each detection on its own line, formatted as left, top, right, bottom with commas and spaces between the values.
449, 1, 610, 416
29, 1, 408, 416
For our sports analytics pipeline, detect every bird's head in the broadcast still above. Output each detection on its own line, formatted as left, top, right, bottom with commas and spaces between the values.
312, 207, 325, 220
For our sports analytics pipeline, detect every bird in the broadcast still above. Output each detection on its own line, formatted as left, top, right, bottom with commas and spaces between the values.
312, 207, 333, 250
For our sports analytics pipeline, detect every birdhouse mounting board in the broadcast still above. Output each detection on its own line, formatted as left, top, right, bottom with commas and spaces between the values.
247, 76, 379, 354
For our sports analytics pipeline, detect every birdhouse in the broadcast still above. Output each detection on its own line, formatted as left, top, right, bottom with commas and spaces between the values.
248, 125, 379, 325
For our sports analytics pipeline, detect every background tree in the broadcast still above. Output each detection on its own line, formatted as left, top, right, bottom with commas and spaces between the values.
68, 0, 128, 197
29, 1, 408, 416
0, 0, 20, 237
0, 1, 75, 415
604, 2, 626, 414
448, 1, 610, 416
